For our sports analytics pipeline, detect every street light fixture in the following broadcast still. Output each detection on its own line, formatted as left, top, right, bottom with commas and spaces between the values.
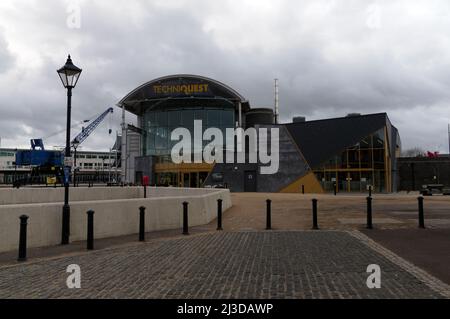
57, 55, 82, 89
57, 55, 82, 245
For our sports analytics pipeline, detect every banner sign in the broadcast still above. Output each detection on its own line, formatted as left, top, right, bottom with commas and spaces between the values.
64, 167, 71, 184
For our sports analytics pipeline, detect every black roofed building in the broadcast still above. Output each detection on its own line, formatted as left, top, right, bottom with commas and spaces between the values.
204, 113, 401, 193
118, 74, 401, 193
284, 113, 401, 193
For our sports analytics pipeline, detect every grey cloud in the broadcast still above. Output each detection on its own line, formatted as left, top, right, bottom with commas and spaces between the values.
0, 31, 15, 74
0, 0, 450, 153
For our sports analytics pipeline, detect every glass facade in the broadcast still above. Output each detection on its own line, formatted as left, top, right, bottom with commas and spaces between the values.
314, 128, 390, 193
143, 105, 235, 163
154, 171, 211, 187
141, 103, 235, 187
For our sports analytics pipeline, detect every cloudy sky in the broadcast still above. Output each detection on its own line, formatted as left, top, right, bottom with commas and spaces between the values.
0, 0, 449, 152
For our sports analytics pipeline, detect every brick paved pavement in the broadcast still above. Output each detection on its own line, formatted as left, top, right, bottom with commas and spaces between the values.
212, 193, 450, 231
2, 192, 448, 267
0, 231, 446, 299
361, 229, 450, 285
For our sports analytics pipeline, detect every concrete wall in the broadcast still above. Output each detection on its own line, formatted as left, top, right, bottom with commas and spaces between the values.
0, 188, 231, 253
398, 157, 450, 191
0, 187, 141, 205
0, 186, 224, 205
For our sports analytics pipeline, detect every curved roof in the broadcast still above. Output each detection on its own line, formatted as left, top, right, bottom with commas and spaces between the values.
118, 74, 249, 115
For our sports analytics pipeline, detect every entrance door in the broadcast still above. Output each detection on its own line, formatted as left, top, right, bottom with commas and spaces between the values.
135, 171, 143, 186
183, 173, 190, 188
190, 172, 198, 188
244, 171, 257, 192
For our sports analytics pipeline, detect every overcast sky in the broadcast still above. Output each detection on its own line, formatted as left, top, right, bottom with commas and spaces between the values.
0, 0, 450, 152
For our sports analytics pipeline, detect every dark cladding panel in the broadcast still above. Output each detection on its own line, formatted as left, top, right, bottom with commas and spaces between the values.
205, 163, 259, 192
286, 113, 388, 169
204, 125, 311, 192
256, 125, 310, 192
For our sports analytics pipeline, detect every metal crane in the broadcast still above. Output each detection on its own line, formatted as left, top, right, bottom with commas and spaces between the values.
71, 107, 114, 187
71, 107, 114, 147
14, 107, 114, 188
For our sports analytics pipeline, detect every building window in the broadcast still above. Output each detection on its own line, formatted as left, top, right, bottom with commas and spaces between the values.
0, 151, 15, 157
314, 128, 388, 193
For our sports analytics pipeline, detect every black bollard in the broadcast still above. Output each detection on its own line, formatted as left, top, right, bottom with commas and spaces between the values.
144, 185, 147, 199
333, 183, 337, 196
366, 196, 373, 229
139, 206, 146, 242
18, 215, 29, 262
266, 199, 272, 230
302, 185, 305, 194
87, 210, 95, 250
183, 202, 189, 235
312, 199, 319, 230
418, 196, 425, 229
217, 199, 223, 231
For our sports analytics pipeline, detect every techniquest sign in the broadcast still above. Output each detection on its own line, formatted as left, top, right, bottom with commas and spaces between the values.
152, 83, 210, 95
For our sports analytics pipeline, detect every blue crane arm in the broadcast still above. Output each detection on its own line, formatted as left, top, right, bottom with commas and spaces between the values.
71, 107, 113, 146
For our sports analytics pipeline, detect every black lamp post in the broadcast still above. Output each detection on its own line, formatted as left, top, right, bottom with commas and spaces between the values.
14, 148, 17, 187
72, 139, 80, 188
57, 55, 82, 245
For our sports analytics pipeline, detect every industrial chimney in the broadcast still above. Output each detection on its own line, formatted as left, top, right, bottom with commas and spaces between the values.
274, 79, 279, 124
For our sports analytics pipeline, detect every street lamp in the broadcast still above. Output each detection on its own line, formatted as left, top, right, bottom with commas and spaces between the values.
57, 55, 82, 245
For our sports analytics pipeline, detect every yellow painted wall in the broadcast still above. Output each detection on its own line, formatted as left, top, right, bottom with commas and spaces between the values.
155, 163, 214, 173
279, 172, 324, 194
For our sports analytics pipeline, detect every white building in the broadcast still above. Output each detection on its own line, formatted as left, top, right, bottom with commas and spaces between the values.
0, 148, 121, 184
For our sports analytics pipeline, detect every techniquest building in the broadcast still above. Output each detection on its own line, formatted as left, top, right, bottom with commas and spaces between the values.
118, 74, 401, 194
